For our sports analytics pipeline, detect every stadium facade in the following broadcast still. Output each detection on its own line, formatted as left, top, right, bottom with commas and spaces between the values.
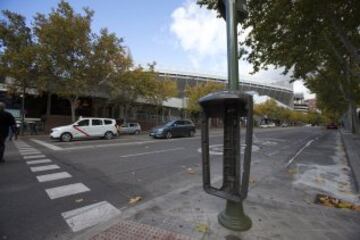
0, 70, 294, 130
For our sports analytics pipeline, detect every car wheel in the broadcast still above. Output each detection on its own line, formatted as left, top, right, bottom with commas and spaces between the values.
189, 130, 195, 137
60, 132, 72, 142
166, 131, 172, 139
104, 131, 113, 140
134, 130, 140, 135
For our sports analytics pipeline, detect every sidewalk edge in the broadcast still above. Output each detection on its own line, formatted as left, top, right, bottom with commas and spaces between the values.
340, 130, 360, 193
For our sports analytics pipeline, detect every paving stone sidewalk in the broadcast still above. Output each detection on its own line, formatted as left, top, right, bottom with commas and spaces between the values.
341, 131, 360, 192
74, 181, 360, 240
73, 130, 360, 240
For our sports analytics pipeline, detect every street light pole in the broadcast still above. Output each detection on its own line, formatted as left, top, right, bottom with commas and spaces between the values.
225, 0, 239, 91
218, 0, 251, 231
199, 0, 252, 232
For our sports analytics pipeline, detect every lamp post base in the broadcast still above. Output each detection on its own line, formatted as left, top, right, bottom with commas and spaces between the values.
218, 200, 252, 231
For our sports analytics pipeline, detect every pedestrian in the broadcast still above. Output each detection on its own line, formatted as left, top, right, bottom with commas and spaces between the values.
0, 102, 16, 163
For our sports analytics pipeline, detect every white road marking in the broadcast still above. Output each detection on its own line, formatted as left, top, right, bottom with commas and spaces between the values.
26, 159, 52, 165
21, 152, 42, 156
120, 147, 185, 158
23, 155, 46, 159
31, 139, 64, 151
61, 201, 120, 232
286, 138, 317, 168
30, 164, 60, 172
45, 183, 90, 199
36, 172, 72, 182
19, 148, 35, 151
20, 151, 41, 154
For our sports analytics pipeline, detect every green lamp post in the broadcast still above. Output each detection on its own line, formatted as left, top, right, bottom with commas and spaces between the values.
198, 0, 252, 232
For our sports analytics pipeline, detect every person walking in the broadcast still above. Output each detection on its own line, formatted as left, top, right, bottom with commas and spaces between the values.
0, 102, 16, 163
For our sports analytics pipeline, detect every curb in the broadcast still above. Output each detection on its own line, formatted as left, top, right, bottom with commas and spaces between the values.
340, 130, 360, 193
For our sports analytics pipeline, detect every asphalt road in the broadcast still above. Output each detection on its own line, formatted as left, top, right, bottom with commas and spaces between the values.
0, 126, 345, 240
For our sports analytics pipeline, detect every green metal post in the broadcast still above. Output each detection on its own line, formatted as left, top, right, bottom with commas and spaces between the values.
218, 0, 252, 231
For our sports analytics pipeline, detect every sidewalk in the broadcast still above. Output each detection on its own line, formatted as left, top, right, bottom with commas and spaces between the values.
341, 131, 360, 192
74, 175, 360, 240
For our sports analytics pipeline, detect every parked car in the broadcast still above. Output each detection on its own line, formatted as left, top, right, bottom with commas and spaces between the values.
149, 120, 196, 139
326, 123, 338, 129
50, 117, 117, 142
259, 122, 276, 128
118, 122, 141, 135
281, 123, 289, 127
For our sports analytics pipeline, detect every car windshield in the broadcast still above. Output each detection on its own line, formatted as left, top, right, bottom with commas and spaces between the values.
164, 121, 176, 127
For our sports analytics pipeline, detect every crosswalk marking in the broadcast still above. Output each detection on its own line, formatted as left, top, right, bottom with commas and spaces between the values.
36, 172, 72, 182
45, 183, 90, 199
26, 159, 52, 165
20, 151, 41, 156
23, 155, 46, 159
31, 139, 64, 151
30, 164, 60, 172
61, 201, 120, 232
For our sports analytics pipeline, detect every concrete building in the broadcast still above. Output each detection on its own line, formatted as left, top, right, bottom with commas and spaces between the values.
0, 70, 294, 131
293, 93, 309, 112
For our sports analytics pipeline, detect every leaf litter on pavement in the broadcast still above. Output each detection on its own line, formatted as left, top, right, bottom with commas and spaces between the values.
129, 196, 142, 205
315, 194, 360, 211
195, 223, 209, 233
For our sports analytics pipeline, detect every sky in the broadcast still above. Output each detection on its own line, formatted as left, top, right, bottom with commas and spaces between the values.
0, 0, 315, 99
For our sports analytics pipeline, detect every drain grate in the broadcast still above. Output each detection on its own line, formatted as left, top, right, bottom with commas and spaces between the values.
90, 220, 192, 240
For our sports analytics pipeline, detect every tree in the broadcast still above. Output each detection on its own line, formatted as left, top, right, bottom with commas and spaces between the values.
108, 64, 177, 121
33, 1, 97, 122
0, 10, 38, 133
185, 81, 224, 114
198, 0, 360, 132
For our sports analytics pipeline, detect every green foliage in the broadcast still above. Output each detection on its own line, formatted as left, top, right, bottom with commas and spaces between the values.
0, 10, 37, 91
198, 0, 360, 128
185, 81, 224, 113
254, 99, 325, 124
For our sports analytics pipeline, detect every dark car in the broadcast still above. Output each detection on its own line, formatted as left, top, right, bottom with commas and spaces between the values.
149, 120, 196, 139
326, 123, 338, 129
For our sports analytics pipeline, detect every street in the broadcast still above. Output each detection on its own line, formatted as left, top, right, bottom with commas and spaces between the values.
0, 127, 359, 240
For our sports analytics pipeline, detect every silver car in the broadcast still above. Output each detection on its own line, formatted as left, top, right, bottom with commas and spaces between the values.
118, 122, 141, 135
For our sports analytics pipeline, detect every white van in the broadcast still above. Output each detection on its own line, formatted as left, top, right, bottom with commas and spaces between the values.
50, 118, 117, 142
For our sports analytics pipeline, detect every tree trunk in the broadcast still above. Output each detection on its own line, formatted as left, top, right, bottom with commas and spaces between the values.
123, 104, 128, 123
69, 97, 78, 122
20, 86, 26, 135
329, 17, 360, 67
350, 101, 360, 134
46, 92, 52, 117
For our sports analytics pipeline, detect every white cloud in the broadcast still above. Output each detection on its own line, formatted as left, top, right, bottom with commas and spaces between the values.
170, 1, 226, 57
169, 0, 313, 98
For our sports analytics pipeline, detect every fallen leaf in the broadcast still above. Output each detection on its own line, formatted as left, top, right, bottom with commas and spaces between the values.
75, 198, 84, 203
249, 177, 256, 185
195, 223, 209, 233
287, 168, 297, 175
129, 196, 142, 204
187, 168, 195, 175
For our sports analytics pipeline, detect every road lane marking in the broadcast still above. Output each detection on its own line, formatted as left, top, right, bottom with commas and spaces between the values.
23, 154, 46, 159
31, 139, 64, 151
20, 151, 41, 154
119, 147, 185, 158
61, 201, 120, 232
19, 148, 36, 151
45, 183, 90, 199
26, 159, 52, 165
286, 138, 317, 168
37, 172, 72, 182
30, 164, 60, 172
20, 151, 41, 156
